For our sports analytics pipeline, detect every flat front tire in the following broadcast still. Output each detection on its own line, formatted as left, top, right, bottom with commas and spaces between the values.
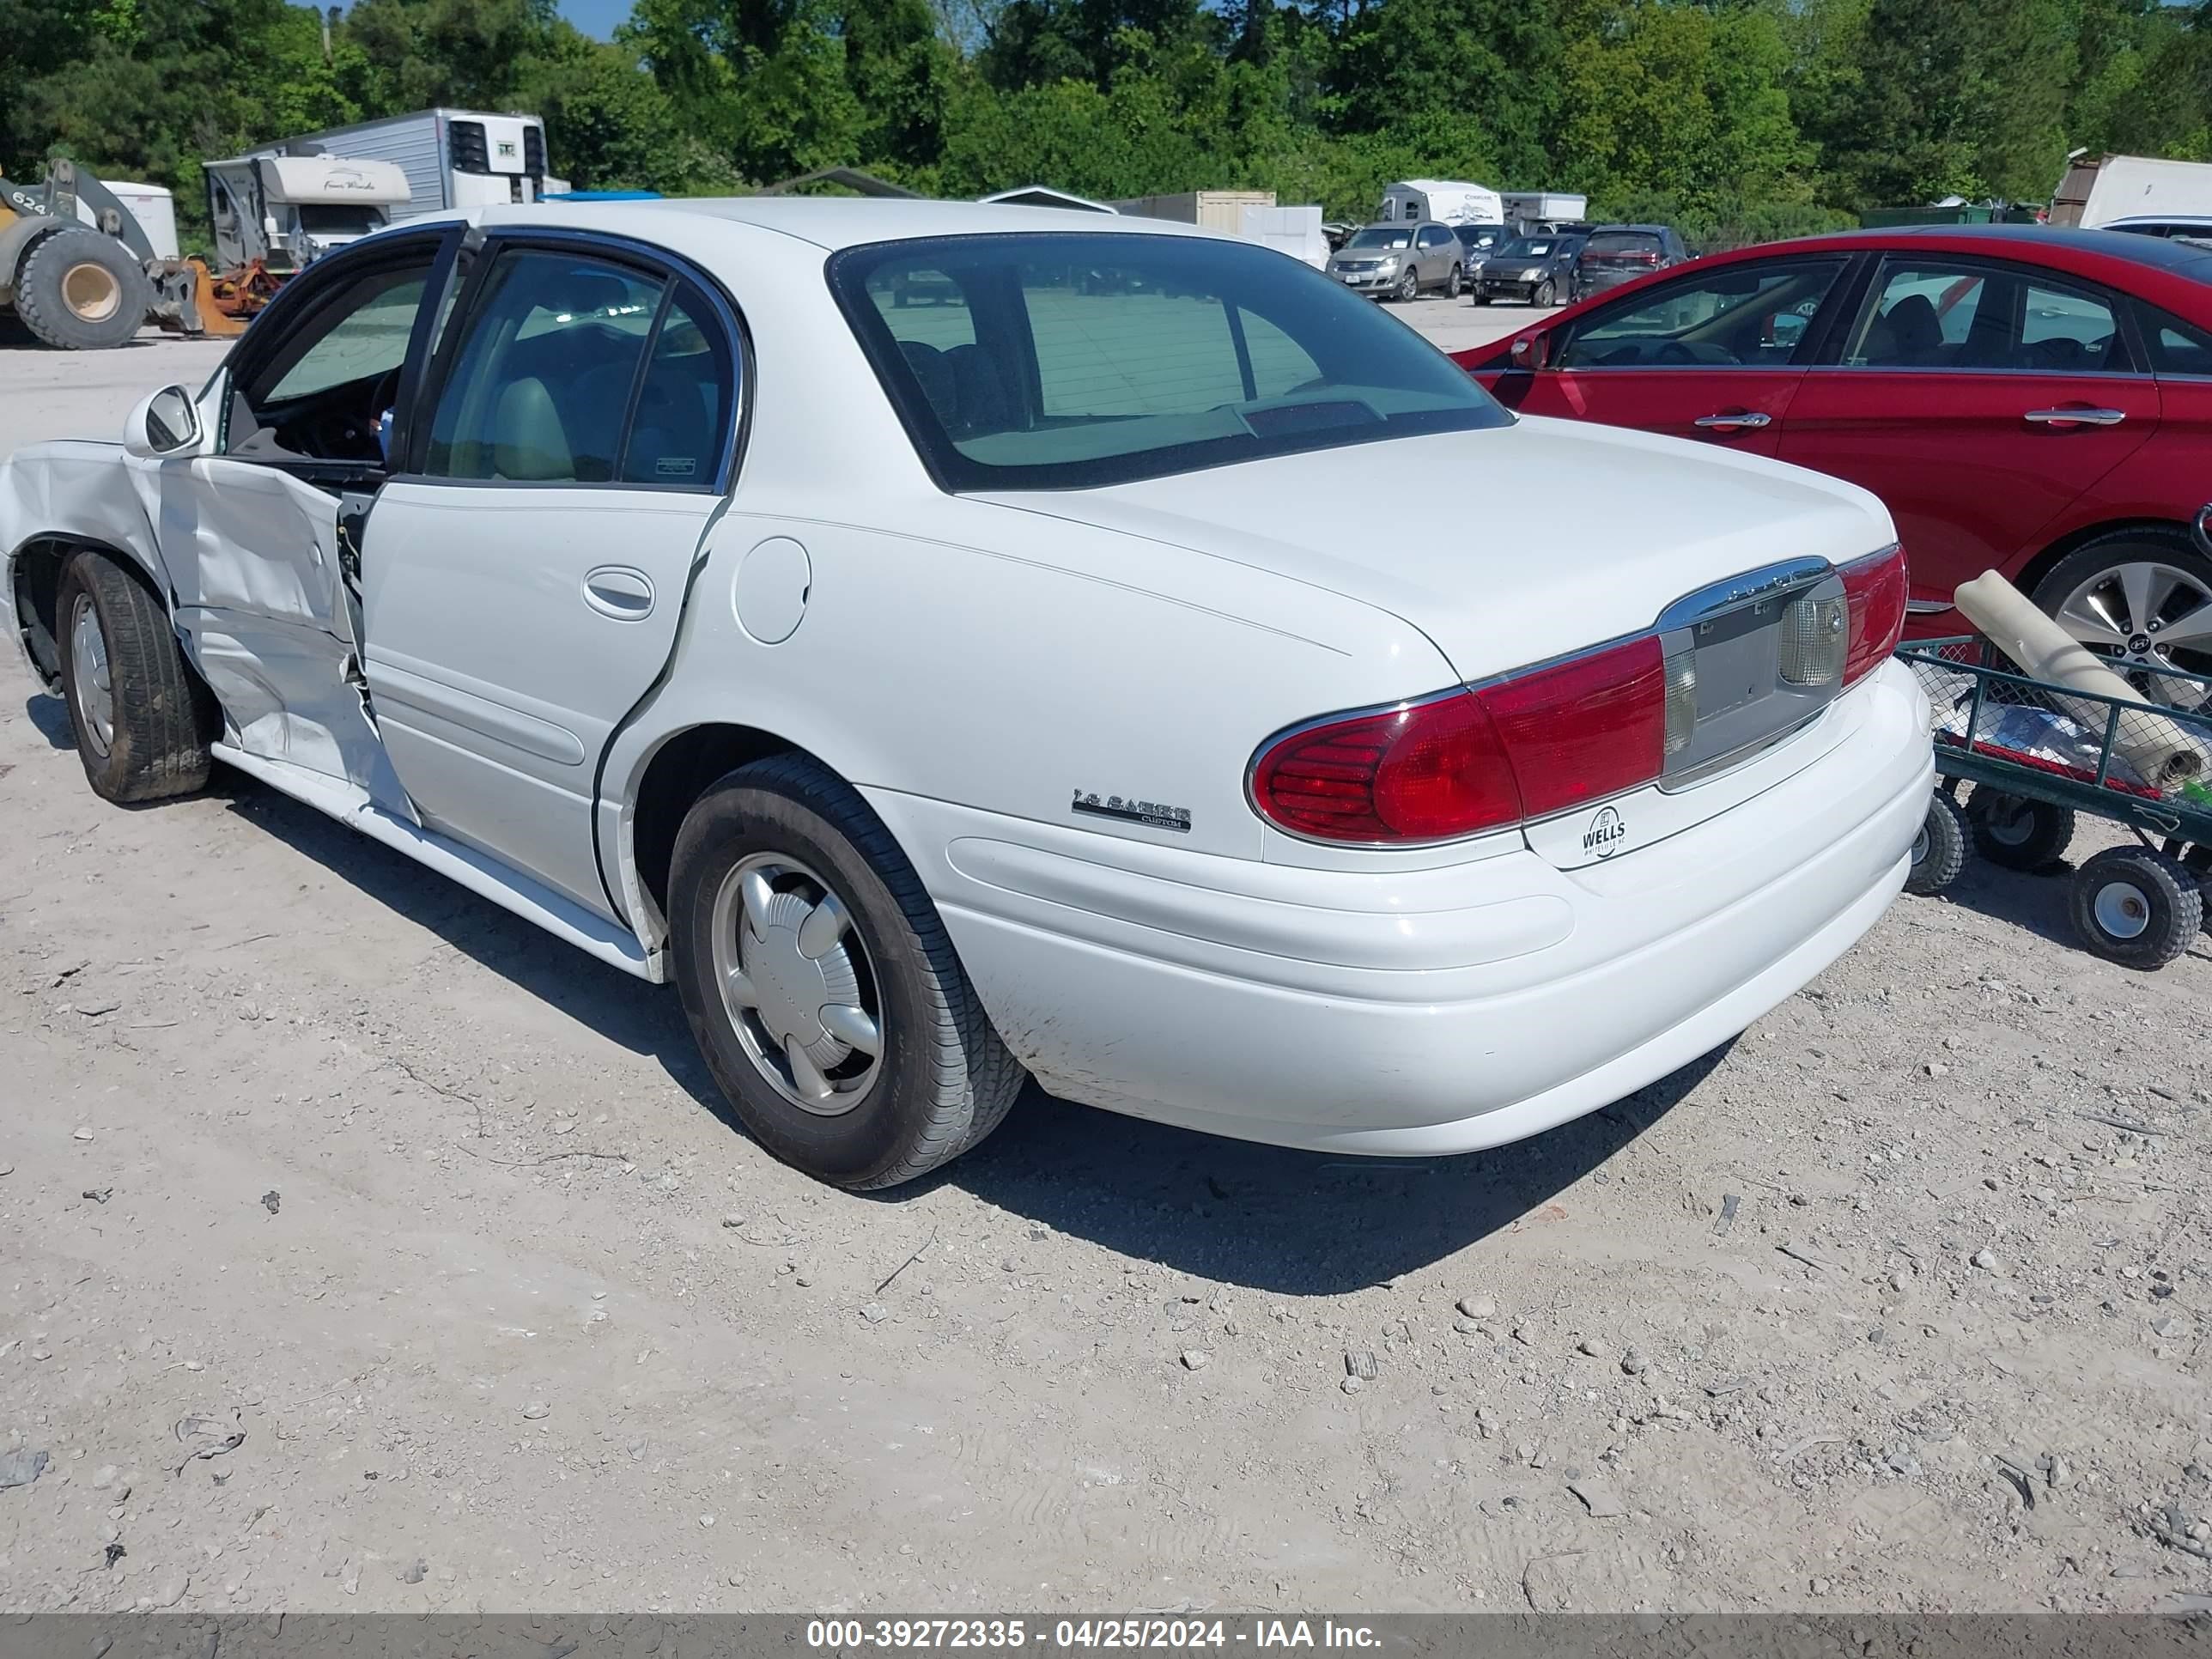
668, 755, 1024, 1188
54, 550, 217, 802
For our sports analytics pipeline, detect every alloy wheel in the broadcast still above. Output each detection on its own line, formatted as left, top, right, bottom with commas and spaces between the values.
709, 852, 884, 1115
2053, 559, 2212, 695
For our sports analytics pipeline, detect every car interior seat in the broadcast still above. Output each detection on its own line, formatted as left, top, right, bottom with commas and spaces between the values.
1860, 293, 1946, 367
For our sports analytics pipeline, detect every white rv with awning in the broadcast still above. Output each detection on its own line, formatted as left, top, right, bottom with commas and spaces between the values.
203, 155, 412, 270
1376, 179, 1504, 226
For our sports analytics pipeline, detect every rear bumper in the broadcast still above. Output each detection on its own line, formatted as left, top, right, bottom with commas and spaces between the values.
866, 661, 1932, 1157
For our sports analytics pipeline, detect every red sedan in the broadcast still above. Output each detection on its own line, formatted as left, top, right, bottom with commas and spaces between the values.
1455, 226, 2212, 678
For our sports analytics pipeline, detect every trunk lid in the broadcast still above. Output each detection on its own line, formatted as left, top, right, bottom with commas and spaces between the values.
975, 419, 1897, 865
976, 419, 1890, 683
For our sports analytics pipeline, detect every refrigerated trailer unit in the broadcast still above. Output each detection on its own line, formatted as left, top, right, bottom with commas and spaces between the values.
242, 109, 555, 224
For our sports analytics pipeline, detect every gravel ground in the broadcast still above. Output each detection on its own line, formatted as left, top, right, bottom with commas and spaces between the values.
2, 323, 2209, 1619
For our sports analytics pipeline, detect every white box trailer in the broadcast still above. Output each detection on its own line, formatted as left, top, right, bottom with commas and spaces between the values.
1502, 191, 1588, 228
82, 181, 178, 259
2051, 154, 2212, 229
244, 109, 554, 224
1377, 179, 1504, 226
1237, 204, 1328, 270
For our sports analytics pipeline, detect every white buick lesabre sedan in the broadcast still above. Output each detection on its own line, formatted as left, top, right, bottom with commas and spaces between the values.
0, 200, 1931, 1188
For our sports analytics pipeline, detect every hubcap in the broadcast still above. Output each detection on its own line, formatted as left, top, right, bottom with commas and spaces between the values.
1911, 825, 1930, 864
2092, 878, 2152, 941
68, 594, 114, 757
62, 261, 123, 324
2054, 560, 2212, 696
709, 853, 883, 1115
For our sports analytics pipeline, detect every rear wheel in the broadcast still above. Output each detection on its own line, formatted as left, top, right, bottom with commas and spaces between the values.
1443, 263, 1462, 299
2070, 845, 2202, 969
668, 755, 1024, 1188
2031, 526, 2212, 690
1906, 791, 1969, 896
13, 229, 151, 350
54, 550, 217, 801
1968, 790, 2075, 871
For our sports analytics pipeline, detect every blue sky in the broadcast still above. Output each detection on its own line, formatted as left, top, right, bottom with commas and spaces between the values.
558, 0, 628, 40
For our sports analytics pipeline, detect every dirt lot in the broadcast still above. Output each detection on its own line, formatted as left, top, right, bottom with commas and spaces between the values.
2, 327, 2209, 1619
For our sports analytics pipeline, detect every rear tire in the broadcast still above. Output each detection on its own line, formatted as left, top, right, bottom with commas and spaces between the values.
667, 755, 1024, 1189
1906, 791, 1969, 896
14, 230, 151, 351
2070, 845, 2201, 969
54, 550, 217, 802
1968, 790, 2075, 871
1443, 264, 1462, 299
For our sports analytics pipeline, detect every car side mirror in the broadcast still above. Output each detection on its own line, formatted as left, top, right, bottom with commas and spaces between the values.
125, 386, 203, 459
1510, 332, 1551, 371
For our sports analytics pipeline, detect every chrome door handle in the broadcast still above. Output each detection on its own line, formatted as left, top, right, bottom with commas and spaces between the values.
2024, 407, 2126, 426
583, 565, 655, 620
1692, 411, 1771, 430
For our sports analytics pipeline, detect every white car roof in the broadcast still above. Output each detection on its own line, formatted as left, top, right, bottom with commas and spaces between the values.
451, 196, 1237, 252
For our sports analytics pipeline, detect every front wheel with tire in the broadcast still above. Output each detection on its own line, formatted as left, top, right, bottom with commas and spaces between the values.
1968, 790, 2075, 871
1534, 276, 1557, 307
54, 550, 217, 802
668, 755, 1024, 1188
1906, 791, 1969, 896
1394, 268, 1419, 303
13, 229, 153, 350
2069, 845, 2203, 969
1471, 289, 1491, 307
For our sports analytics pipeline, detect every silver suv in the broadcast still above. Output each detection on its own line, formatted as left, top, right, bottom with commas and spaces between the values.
1327, 222, 1463, 301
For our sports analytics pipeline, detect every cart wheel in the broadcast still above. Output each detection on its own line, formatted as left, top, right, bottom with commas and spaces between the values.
2069, 846, 2203, 969
1906, 791, 1969, 896
1969, 790, 2075, 872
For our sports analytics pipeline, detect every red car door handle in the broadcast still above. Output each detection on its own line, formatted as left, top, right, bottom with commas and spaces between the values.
2023, 407, 2127, 427
1692, 411, 1771, 430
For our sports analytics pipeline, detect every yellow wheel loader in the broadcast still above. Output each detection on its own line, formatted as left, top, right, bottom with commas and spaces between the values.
1, 159, 229, 349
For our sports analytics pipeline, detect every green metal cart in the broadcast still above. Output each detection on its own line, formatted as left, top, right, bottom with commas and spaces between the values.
1895, 635, 2212, 969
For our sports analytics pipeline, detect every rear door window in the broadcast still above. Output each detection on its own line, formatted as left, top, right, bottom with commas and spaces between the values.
1843, 260, 2127, 373
2138, 306, 2212, 376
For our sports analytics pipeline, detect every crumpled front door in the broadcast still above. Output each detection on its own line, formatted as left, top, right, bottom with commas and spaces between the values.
131, 453, 412, 818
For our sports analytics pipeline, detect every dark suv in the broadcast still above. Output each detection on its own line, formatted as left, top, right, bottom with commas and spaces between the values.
1572, 224, 1690, 299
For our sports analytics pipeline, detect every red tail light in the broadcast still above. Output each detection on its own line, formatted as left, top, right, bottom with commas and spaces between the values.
1840, 544, 1907, 686
1249, 694, 1520, 842
1249, 636, 1667, 844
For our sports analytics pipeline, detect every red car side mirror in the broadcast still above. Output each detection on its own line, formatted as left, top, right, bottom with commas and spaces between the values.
1510, 332, 1550, 371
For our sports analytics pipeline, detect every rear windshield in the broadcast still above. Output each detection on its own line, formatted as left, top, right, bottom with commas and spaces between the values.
831, 233, 1509, 492
1586, 232, 1662, 255
1346, 227, 1413, 249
